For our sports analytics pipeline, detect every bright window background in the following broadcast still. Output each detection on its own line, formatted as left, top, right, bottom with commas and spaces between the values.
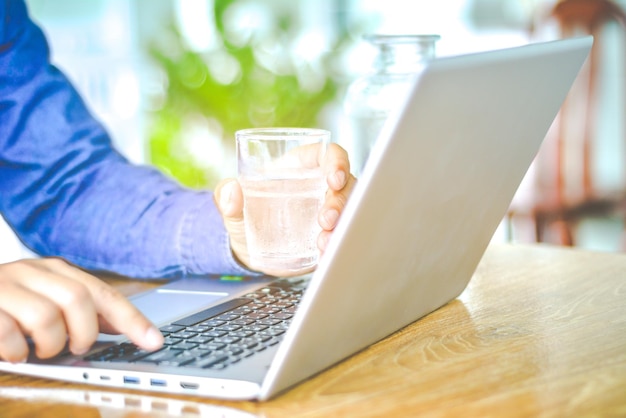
2, 0, 625, 262
24, 0, 537, 165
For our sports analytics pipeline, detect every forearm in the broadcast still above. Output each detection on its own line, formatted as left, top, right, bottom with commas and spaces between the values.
25, 158, 250, 279
0, 0, 252, 278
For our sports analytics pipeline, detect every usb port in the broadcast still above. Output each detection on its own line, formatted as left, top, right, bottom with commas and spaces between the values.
180, 382, 199, 390
123, 376, 140, 384
150, 379, 167, 387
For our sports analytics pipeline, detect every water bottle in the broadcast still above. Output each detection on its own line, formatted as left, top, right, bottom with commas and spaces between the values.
344, 34, 440, 176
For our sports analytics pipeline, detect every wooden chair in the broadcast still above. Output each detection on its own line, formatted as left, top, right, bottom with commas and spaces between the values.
508, 0, 626, 247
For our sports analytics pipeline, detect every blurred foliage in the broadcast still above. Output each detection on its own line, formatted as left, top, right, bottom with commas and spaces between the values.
147, 0, 354, 189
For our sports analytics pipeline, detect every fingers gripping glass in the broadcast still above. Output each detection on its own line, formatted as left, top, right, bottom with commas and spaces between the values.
236, 128, 330, 275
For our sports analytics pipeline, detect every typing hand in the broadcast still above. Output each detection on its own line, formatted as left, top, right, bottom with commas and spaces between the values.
215, 143, 356, 275
0, 258, 163, 363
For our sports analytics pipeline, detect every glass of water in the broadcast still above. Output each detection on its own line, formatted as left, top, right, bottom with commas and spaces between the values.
236, 127, 330, 275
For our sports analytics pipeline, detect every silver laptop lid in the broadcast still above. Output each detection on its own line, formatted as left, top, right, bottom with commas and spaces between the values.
261, 36, 593, 399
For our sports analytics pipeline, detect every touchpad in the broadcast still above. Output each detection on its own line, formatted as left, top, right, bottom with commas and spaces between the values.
130, 289, 228, 326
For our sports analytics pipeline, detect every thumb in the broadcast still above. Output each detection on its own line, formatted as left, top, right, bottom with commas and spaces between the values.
214, 178, 244, 220
214, 179, 250, 268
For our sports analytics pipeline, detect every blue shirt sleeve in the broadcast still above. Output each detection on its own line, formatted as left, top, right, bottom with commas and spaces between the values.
0, 0, 255, 278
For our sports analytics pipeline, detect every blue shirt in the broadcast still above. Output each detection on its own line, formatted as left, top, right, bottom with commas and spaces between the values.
0, 0, 253, 278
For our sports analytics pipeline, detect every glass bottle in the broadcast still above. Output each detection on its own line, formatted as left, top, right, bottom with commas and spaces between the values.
344, 34, 440, 176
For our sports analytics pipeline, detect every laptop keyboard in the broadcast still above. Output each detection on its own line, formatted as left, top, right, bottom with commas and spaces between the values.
84, 278, 307, 370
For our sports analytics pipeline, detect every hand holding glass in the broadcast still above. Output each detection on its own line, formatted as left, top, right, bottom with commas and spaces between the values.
236, 128, 330, 275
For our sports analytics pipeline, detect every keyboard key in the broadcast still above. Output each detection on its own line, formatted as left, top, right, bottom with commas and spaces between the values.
258, 318, 282, 326
172, 298, 252, 327
170, 342, 198, 351
202, 330, 227, 338
186, 354, 229, 369
216, 324, 241, 332
213, 336, 241, 345
159, 358, 195, 367
163, 336, 183, 346
186, 325, 210, 333
187, 336, 211, 344
200, 319, 226, 327
173, 331, 197, 339
198, 342, 227, 351
242, 325, 269, 333
139, 349, 181, 364
159, 325, 185, 333
272, 313, 293, 321
110, 347, 154, 363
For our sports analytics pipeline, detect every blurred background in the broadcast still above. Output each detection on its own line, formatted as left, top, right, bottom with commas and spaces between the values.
1, 0, 625, 262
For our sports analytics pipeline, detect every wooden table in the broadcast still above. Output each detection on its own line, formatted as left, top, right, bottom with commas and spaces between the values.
1, 243, 625, 417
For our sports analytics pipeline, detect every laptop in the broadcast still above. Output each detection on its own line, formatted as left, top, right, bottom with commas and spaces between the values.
0, 36, 592, 401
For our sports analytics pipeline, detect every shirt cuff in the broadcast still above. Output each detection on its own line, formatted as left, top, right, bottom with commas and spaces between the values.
180, 192, 261, 277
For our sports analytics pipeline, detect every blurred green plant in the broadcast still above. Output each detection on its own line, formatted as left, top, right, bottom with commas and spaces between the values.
147, 0, 353, 189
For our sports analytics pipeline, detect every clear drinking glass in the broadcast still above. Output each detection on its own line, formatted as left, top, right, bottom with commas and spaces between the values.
344, 34, 440, 176
236, 127, 330, 275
